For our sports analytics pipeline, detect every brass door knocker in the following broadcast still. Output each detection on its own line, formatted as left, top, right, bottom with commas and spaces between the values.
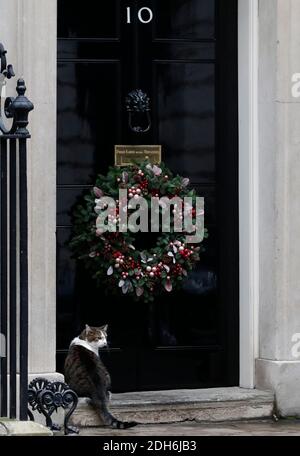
126, 89, 152, 133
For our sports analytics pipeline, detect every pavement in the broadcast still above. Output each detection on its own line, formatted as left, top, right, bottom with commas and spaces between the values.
79, 419, 300, 436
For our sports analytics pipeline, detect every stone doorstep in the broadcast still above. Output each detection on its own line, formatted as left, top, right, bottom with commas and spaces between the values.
70, 387, 275, 428
0, 419, 53, 436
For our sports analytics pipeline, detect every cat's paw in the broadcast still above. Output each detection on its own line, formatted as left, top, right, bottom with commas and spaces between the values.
65, 425, 80, 436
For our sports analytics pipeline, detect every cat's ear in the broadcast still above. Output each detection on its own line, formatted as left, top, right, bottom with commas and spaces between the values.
101, 324, 108, 333
85, 324, 91, 333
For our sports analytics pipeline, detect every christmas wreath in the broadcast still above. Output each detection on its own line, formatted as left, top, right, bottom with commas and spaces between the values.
70, 160, 206, 303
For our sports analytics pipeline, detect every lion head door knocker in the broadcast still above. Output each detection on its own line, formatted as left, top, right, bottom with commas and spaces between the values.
126, 89, 152, 134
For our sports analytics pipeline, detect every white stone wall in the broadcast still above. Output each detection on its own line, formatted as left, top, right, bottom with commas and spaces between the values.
256, 0, 300, 416
0, 0, 58, 375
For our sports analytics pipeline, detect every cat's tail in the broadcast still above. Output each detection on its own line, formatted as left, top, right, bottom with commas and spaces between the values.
91, 395, 138, 429
110, 418, 138, 429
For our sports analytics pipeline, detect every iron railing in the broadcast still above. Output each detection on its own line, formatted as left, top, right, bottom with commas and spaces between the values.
0, 43, 33, 420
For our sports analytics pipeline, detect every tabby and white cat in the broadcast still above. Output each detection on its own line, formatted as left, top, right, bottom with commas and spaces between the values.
64, 324, 137, 429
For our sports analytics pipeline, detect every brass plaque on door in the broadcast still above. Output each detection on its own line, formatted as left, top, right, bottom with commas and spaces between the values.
115, 145, 161, 166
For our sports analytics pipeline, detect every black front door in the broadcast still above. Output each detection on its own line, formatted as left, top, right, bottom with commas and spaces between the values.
57, 0, 239, 392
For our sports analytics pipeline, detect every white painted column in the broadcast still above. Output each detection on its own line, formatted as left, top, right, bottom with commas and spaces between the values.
238, 0, 259, 389
256, 0, 300, 416
0, 0, 59, 376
